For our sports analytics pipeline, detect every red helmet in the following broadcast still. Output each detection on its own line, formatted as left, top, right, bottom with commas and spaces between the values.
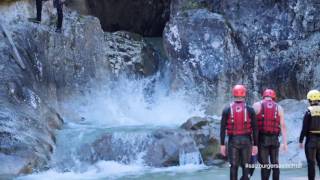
232, 85, 247, 97
263, 89, 276, 99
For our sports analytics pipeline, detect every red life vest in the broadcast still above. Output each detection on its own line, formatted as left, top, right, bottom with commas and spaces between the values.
226, 102, 252, 135
257, 99, 281, 135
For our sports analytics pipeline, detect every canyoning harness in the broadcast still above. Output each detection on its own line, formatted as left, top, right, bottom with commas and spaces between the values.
308, 105, 320, 134
226, 102, 252, 135
257, 99, 280, 135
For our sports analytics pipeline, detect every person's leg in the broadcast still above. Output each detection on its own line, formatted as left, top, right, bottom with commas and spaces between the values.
240, 144, 252, 180
305, 139, 317, 180
315, 140, 320, 179
258, 145, 271, 180
229, 141, 240, 180
55, 0, 63, 30
249, 155, 258, 177
36, 0, 42, 21
316, 150, 320, 179
270, 146, 280, 180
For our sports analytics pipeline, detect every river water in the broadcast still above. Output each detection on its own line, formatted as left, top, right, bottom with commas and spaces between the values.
16, 123, 310, 180
14, 75, 309, 180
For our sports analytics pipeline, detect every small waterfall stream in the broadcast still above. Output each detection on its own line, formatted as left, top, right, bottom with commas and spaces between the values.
179, 151, 203, 166
16, 74, 209, 179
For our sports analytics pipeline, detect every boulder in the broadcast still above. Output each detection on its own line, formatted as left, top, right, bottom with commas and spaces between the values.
145, 129, 199, 167
75, 129, 200, 168
181, 116, 210, 130
182, 117, 220, 165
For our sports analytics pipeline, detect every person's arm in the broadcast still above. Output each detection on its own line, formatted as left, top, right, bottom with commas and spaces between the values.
220, 107, 229, 156
249, 107, 258, 146
248, 107, 258, 155
278, 106, 288, 151
220, 107, 229, 146
299, 111, 310, 144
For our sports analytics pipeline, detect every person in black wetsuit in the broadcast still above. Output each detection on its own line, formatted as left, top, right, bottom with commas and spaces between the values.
220, 85, 258, 180
299, 90, 320, 180
29, 0, 63, 33
253, 89, 288, 180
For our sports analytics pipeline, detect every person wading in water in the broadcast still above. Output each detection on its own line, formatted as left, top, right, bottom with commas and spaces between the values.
220, 85, 258, 180
299, 90, 320, 180
253, 89, 288, 180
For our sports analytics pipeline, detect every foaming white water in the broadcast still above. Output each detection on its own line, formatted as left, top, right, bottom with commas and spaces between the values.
0, 1, 32, 24
17, 161, 145, 180
17, 161, 207, 180
62, 76, 204, 127
179, 150, 203, 166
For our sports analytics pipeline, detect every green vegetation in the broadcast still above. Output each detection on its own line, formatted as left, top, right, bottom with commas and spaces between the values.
181, 1, 211, 11
0, 0, 20, 5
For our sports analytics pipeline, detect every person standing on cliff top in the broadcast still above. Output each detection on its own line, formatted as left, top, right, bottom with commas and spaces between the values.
28, 0, 63, 33
253, 89, 288, 180
299, 90, 320, 180
220, 85, 258, 180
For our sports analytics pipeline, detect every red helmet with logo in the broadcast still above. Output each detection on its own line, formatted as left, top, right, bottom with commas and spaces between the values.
232, 85, 247, 97
263, 89, 276, 100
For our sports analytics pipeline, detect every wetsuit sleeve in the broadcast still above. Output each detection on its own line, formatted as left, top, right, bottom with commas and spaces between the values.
248, 107, 258, 146
220, 107, 229, 145
299, 111, 310, 143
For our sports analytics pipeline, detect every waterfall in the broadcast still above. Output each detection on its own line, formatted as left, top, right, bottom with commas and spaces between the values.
179, 150, 203, 166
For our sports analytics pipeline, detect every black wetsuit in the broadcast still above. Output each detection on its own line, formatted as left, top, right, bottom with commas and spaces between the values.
220, 102, 258, 180
36, 0, 63, 29
299, 104, 320, 180
258, 133, 280, 180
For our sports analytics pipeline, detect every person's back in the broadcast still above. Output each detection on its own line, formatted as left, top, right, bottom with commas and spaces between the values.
253, 89, 287, 180
299, 90, 320, 180
220, 85, 258, 180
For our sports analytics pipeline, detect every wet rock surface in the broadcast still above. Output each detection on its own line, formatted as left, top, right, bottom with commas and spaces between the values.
182, 116, 220, 165
181, 116, 210, 130
0, 1, 161, 175
77, 129, 199, 167
164, 0, 320, 113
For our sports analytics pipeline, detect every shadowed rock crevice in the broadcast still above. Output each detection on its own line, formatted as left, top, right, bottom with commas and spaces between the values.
70, 0, 171, 37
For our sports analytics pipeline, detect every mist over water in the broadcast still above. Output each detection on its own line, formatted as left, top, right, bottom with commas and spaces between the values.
61, 74, 205, 127
15, 74, 211, 180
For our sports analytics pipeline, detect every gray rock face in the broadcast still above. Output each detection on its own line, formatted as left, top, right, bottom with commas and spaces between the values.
0, 1, 160, 175
217, 0, 320, 99
164, 9, 244, 112
105, 31, 160, 76
164, 0, 320, 113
